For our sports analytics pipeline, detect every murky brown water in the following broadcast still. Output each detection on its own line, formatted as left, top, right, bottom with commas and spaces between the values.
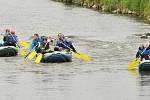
0, 0, 150, 100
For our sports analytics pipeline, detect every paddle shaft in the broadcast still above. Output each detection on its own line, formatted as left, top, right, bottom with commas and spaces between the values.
58, 40, 77, 53
24, 43, 39, 58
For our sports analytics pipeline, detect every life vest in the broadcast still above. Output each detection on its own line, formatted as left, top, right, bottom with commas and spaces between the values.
56, 40, 72, 50
4, 35, 17, 43
142, 49, 150, 55
29, 38, 41, 51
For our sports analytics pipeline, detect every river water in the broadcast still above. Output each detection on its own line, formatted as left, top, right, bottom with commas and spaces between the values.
0, 0, 150, 100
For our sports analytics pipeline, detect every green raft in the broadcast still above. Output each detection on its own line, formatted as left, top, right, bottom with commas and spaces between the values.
41, 51, 72, 63
0, 46, 18, 57
139, 60, 150, 71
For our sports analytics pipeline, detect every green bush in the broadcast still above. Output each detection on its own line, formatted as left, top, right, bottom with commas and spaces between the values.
144, 0, 150, 16
72, 0, 150, 18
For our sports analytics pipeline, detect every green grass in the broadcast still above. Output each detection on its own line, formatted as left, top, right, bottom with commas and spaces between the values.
143, 0, 150, 16
55, 0, 150, 19
72, 0, 150, 17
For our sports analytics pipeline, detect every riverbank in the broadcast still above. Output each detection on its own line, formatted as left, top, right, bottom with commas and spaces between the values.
53, 0, 150, 22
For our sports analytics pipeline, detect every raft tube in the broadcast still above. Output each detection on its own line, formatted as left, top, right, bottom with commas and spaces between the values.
0, 46, 18, 57
41, 51, 72, 63
139, 60, 150, 71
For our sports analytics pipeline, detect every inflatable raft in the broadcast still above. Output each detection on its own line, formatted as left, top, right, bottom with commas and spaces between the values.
41, 51, 72, 63
139, 60, 150, 71
0, 46, 18, 57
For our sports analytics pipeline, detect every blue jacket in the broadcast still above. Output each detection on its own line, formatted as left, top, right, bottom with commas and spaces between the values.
3, 35, 17, 43
29, 38, 41, 51
56, 40, 76, 52
142, 49, 150, 55
56, 40, 72, 49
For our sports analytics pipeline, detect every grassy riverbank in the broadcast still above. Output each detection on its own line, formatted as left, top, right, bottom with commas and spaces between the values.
53, 0, 150, 22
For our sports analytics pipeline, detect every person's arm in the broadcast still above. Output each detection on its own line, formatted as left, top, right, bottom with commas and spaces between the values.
15, 36, 18, 43
136, 51, 141, 60
70, 45, 76, 52
69, 42, 77, 52
3, 36, 6, 42
29, 40, 34, 52
12, 35, 18, 43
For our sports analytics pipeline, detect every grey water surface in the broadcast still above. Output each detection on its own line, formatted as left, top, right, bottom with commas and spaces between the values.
0, 0, 150, 100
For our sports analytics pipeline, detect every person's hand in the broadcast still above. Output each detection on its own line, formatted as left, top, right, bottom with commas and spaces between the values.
64, 49, 69, 52
135, 57, 140, 61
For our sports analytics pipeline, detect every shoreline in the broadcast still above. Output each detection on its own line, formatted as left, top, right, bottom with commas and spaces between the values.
52, 0, 150, 23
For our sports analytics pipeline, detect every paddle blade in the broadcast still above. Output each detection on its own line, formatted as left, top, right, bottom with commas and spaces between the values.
73, 52, 81, 59
73, 52, 90, 61
20, 49, 27, 56
128, 60, 140, 70
27, 51, 37, 60
78, 53, 91, 61
19, 42, 29, 49
35, 54, 43, 64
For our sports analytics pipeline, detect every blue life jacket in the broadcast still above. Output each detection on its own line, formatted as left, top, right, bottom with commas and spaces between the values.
4, 35, 17, 43
56, 40, 72, 50
142, 49, 150, 55
138, 50, 144, 55
29, 38, 41, 51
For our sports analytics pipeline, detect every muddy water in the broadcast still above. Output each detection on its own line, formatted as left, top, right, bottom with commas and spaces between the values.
0, 0, 150, 100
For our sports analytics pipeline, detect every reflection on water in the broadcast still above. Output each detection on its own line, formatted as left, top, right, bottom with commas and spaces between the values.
139, 71, 150, 86
138, 71, 150, 100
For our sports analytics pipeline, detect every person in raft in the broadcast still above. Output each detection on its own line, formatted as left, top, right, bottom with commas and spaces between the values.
0, 29, 10, 47
3, 29, 11, 42
36, 36, 53, 54
54, 33, 76, 52
3, 30, 18, 47
29, 33, 41, 52
136, 43, 150, 61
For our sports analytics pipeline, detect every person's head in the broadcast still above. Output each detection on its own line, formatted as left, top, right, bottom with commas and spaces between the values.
42, 37, 48, 44
58, 33, 65, 41
34, 33, 39, 40
11, 31, 16, 35
139, 44, 145, 50
5, 29, 10, 34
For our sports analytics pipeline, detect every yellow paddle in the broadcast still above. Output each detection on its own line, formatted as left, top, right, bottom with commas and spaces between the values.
27, 51, 37, 60
127, 59, 141, 70
19, 41, 29, 49
73, 52, 90, 61
20, 49, 27, 56
35, 53, 43, 63
25, 43, 39, 60
76, 53, 90, 61
18, 41, 29, 56
60, 42, 91, 61
35, 41, 51, 64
